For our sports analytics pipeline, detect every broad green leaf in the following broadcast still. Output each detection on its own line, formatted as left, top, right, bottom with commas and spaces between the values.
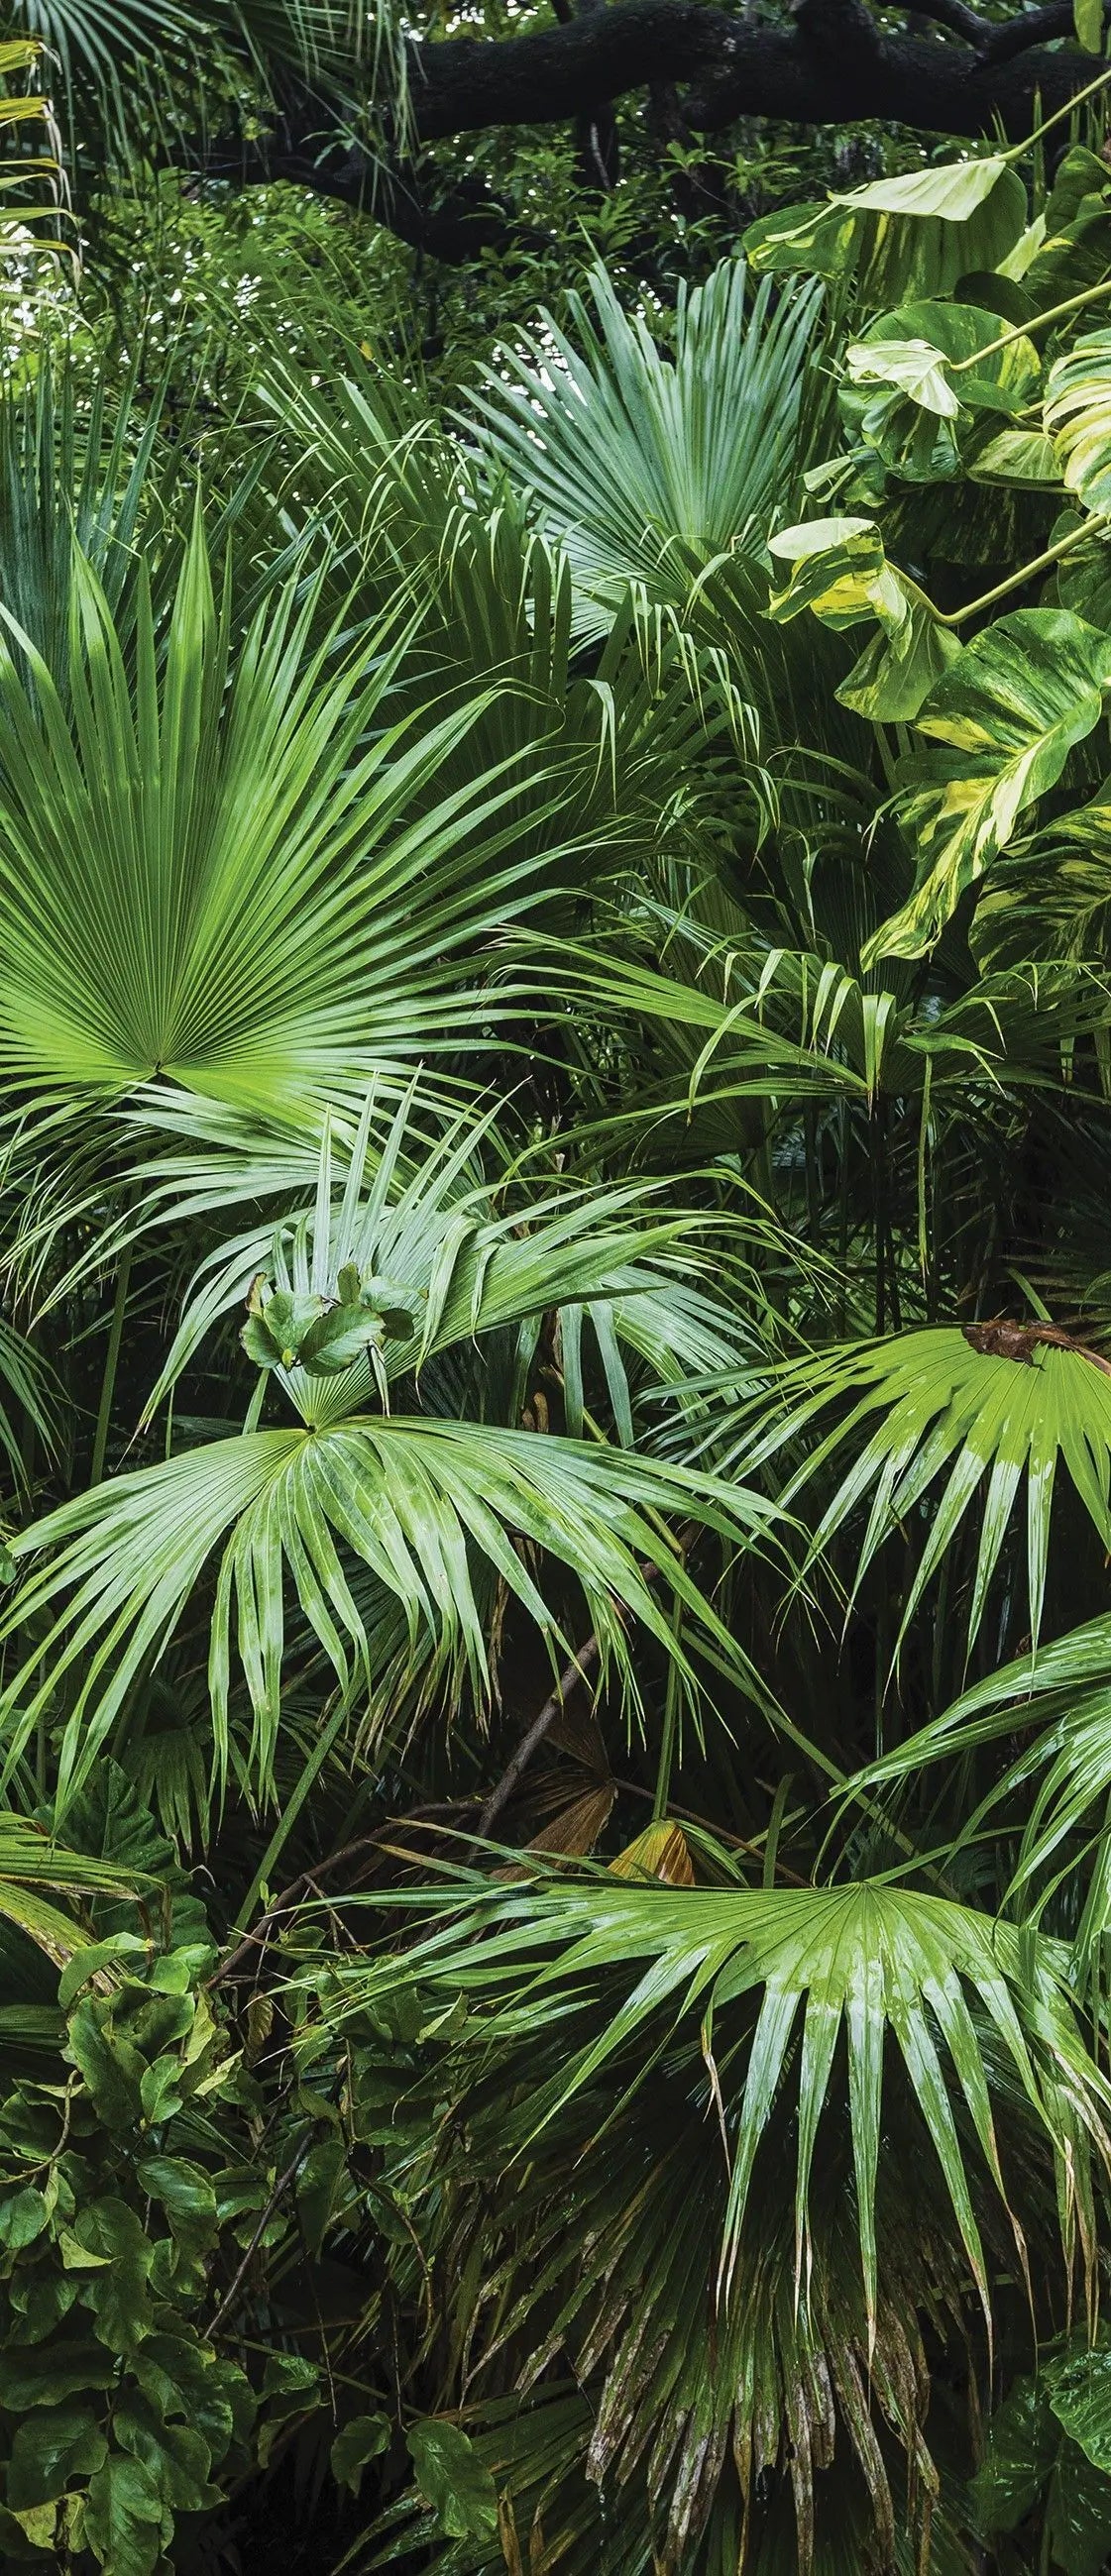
7, 2407, 107, 2510
971, 2374, 1056, 2533
82, 2454, 169, 2576
970, 427, 1061, 483
406, 2418, 500, 2541
113, 2399, 221, 2513
0, 2186, 48, 2250
1046, 330, 1111, 515
1075, 0, 1103, 54
0, 2343, 115, 2409
1053, 2350, 1111, 2472
331, 2412, 390, 2496
745, 158, 1028, 305
867, 609, 1111, 959
135, 2158, 219, 2264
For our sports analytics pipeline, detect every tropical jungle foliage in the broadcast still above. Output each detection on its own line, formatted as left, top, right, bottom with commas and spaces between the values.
9, 5, 1111, 2574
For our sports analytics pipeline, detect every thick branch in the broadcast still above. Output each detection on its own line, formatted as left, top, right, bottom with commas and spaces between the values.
405, 0, 1108, 145
195, 0, 1111, 262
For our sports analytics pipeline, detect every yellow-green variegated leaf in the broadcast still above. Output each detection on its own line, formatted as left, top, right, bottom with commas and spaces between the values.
1046, 330, 1111, 515
970, 428, 1060, 484
744, 158, 1028, 308
766, 516, 906, 629
837, 606, 961, 723
767, 517, 958, 720
865, 609, 1111, 962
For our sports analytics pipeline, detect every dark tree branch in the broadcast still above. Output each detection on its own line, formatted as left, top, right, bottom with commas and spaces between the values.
190, 0, 1111, 263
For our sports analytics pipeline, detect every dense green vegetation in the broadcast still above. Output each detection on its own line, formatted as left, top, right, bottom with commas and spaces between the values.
9, 7, 1111, 2573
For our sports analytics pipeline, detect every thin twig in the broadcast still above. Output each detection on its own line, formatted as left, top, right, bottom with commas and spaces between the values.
477, 1635, 601, 1836
209, 1804, 467, 1990
208, 2132, 312, 2338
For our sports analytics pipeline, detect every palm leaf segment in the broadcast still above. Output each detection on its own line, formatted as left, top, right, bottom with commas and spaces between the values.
729, 1325, 1111, 1652
331, 1871, 1109, 2381
0, 1810, 151, 1968
863, 1614, 1111, 1992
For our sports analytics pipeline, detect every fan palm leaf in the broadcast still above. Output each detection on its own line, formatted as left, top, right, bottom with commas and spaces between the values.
316, 1863, 1108, 2570
467, 261, 822, 640
0, 1420, 774, 1812
330, 1868, 1107, 2340
860, 1613, 1111, 1989
0, 511, 607, 1124
724, 1325, 1111, 1655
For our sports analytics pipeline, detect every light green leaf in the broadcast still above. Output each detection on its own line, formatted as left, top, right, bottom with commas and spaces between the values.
745, 158, 1028, 305
1074, 0, 1103, 54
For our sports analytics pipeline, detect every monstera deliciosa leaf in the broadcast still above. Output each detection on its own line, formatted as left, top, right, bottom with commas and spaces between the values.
866, 609, 1111, 960
744, 156, 1029, 307
841, 300, 1042, 481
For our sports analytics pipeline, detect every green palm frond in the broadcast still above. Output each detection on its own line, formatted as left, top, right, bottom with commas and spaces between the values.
138, 1086, 751, 1425
332, 1868, 1106, 2337
0, 511, 607, 1126
316, 1864, 1107, 2569
0, 1808, 152, 1966
861, 1613, 1111, 1988
0, 1414, 773, 1811
725, 1325, 1111, 1655
468, 261, 822, 642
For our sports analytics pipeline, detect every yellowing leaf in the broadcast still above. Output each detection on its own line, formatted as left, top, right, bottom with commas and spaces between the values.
610, 1822, 695, 1883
